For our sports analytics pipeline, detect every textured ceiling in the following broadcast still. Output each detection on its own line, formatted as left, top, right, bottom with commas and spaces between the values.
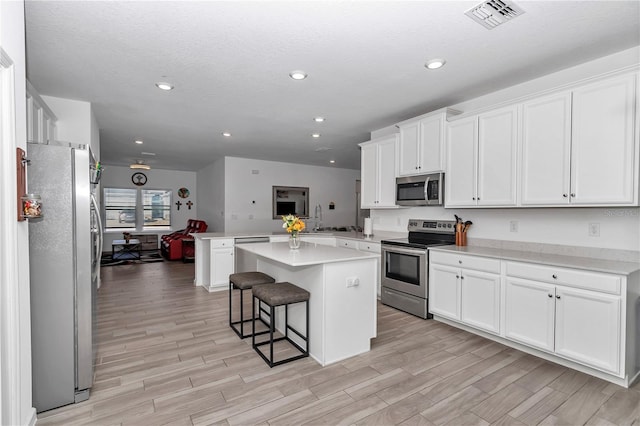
24, 1, 640, 171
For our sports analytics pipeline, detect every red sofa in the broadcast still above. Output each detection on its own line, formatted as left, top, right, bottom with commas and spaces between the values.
160, 219, 208, 260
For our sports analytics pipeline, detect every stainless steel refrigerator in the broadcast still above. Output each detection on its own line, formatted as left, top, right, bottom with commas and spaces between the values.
27, 141, 103, 413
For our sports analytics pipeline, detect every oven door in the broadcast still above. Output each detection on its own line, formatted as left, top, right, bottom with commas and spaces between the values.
381, 245, 427, 298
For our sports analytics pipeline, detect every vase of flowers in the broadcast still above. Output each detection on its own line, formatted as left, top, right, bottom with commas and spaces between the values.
282, 214, 305, 250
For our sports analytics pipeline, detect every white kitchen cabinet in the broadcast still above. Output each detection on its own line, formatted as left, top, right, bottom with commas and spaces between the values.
521, 93, 572, 205
397, 109, 456, 176
505, 263, 622, 375
504, 278, 557, 352
554, 286, 620, 374
570, 74, 636, 205
210, 239, 234, 287
445, 105, 518, 207
26, 82, 57, 144
429, 264, 460, 320
359, 135, 398, 208
429, 252, 501, 334
521, 73, 637, 206
336, 238, 358, 249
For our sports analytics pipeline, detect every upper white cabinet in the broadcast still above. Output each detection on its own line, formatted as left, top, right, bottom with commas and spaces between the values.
445, 105, 518, 207
26, 81, 57, 144
521, 93, 572, 205
397, 109, 457, 176
522, 74, 637, 206
359, 135, 398, 209
571, 74, 637, 205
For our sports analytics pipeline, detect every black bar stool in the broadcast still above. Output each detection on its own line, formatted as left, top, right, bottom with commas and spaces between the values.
229, 272, 275, 338
252, 282, 309, 367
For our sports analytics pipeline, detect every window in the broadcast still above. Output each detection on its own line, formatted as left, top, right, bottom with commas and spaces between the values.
142, 189, 171, 227
104, 188, 137, 229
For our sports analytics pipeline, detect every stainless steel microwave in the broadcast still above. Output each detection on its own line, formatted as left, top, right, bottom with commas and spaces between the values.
396, 172, 444, 206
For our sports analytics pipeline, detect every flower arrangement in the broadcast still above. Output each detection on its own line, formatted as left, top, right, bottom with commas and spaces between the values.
282, 214, 305, 236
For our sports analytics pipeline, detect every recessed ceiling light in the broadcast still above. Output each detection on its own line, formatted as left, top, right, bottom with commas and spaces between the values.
289, 70, 308, 80
329, 160, 335, 164
313, 117, 325, 122
134, 140, 143, 144
425, 59, 446, 70
155, 82, 174, 91
311, 133, 321, 138
222, 132, 232, 137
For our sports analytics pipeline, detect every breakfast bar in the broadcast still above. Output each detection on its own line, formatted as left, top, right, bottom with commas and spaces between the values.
235, 241, 379, 366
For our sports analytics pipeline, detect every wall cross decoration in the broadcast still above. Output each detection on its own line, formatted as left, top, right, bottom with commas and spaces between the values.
175, 201, 182, 210
186, 201, 193, 210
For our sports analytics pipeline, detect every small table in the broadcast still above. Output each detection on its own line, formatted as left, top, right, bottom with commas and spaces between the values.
112, 239, 141, 261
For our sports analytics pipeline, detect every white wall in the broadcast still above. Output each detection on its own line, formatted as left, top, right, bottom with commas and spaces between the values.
221, 157, 360, 233
100, 165, 197, 251
370, 47, 640, 254
196, 157, 225, 232
0, 0, 37, 424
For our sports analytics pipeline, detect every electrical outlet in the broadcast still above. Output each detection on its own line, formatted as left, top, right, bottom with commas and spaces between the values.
589, 222, 600, 237
346, 277, 360, 288
509, 220, 518, 233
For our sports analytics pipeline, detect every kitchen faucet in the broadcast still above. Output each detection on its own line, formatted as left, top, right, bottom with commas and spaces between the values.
313, 204, 322, 231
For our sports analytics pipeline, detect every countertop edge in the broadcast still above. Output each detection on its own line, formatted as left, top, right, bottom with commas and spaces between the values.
429, 245, 640, 275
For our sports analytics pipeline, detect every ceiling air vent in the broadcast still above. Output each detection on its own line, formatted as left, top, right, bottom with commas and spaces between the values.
465, 0, 525, 29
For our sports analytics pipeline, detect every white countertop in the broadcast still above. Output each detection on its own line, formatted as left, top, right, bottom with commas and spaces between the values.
192, 230, 406, 244
235, 241, 379, 266
430, 245, 640, 275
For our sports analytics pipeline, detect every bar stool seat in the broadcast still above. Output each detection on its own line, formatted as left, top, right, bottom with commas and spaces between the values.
229, 272, 275, 338
252, 282, 309, 367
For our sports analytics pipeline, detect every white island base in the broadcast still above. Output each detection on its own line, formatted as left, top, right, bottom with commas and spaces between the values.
236, 242, 378, 366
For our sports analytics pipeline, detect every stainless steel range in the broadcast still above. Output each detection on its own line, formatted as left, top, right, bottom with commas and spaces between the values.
381, 219, 456, 319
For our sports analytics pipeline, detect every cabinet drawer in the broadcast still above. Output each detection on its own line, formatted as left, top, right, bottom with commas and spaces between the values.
336, 239, 358, 249
358, 241, 381, 253
210, 238, 234, 248
505, 262, 621, 295
430, 251, 500, 274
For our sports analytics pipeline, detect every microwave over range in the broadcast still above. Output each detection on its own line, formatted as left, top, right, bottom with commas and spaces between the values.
396, 172, 444, 206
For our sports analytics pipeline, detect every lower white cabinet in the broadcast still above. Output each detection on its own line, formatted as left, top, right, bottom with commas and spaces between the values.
505, 276, 621, 374
210, 239, 234, 287
429, 250, 636, 386
429, 253, 501, 334
506, 261, 624, 376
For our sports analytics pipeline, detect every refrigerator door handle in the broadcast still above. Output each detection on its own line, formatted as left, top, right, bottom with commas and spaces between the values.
90, 194, 103, 286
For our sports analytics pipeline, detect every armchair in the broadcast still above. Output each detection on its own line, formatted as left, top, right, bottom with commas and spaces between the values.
160, 219, 208, 260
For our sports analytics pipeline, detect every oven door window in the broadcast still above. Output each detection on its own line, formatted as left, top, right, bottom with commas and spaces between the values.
385, 251, 421, 285
396, 181, 426, 202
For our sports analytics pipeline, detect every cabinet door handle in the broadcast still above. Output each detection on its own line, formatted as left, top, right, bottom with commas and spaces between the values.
472, 197, 476, 201
552, 274, 557, 279
556, 295, 561, 299
570, 193, 576, 197
548, 293, 553, 298
458, 260, 462, 264
456, 275, 460, 279
460, 276, 464, 280
563, 194, 568, 198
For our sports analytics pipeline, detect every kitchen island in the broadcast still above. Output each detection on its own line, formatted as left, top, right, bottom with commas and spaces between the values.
235, 241, 379, 366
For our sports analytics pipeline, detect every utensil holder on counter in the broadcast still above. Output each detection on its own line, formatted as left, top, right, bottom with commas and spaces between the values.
455, 226, 467, 246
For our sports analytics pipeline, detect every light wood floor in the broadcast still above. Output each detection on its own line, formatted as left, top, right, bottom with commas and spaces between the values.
37, 260, 640, 425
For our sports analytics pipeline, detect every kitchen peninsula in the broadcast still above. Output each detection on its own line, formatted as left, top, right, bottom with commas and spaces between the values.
236, 241, 378, 365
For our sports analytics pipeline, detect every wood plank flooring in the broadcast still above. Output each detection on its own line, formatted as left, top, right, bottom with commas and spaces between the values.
37, 260, 640, 425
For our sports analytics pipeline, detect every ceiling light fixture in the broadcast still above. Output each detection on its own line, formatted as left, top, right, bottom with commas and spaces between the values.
311, 133, 321, 138
329, 160, 335, 164
313, 117, 325, 122
425, 59, 446, 70
222, 132, 232, 137
134, 139, 143, 144
289, 70, 308, 80
155, 82, 174, 91
129, 160, 150, 170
